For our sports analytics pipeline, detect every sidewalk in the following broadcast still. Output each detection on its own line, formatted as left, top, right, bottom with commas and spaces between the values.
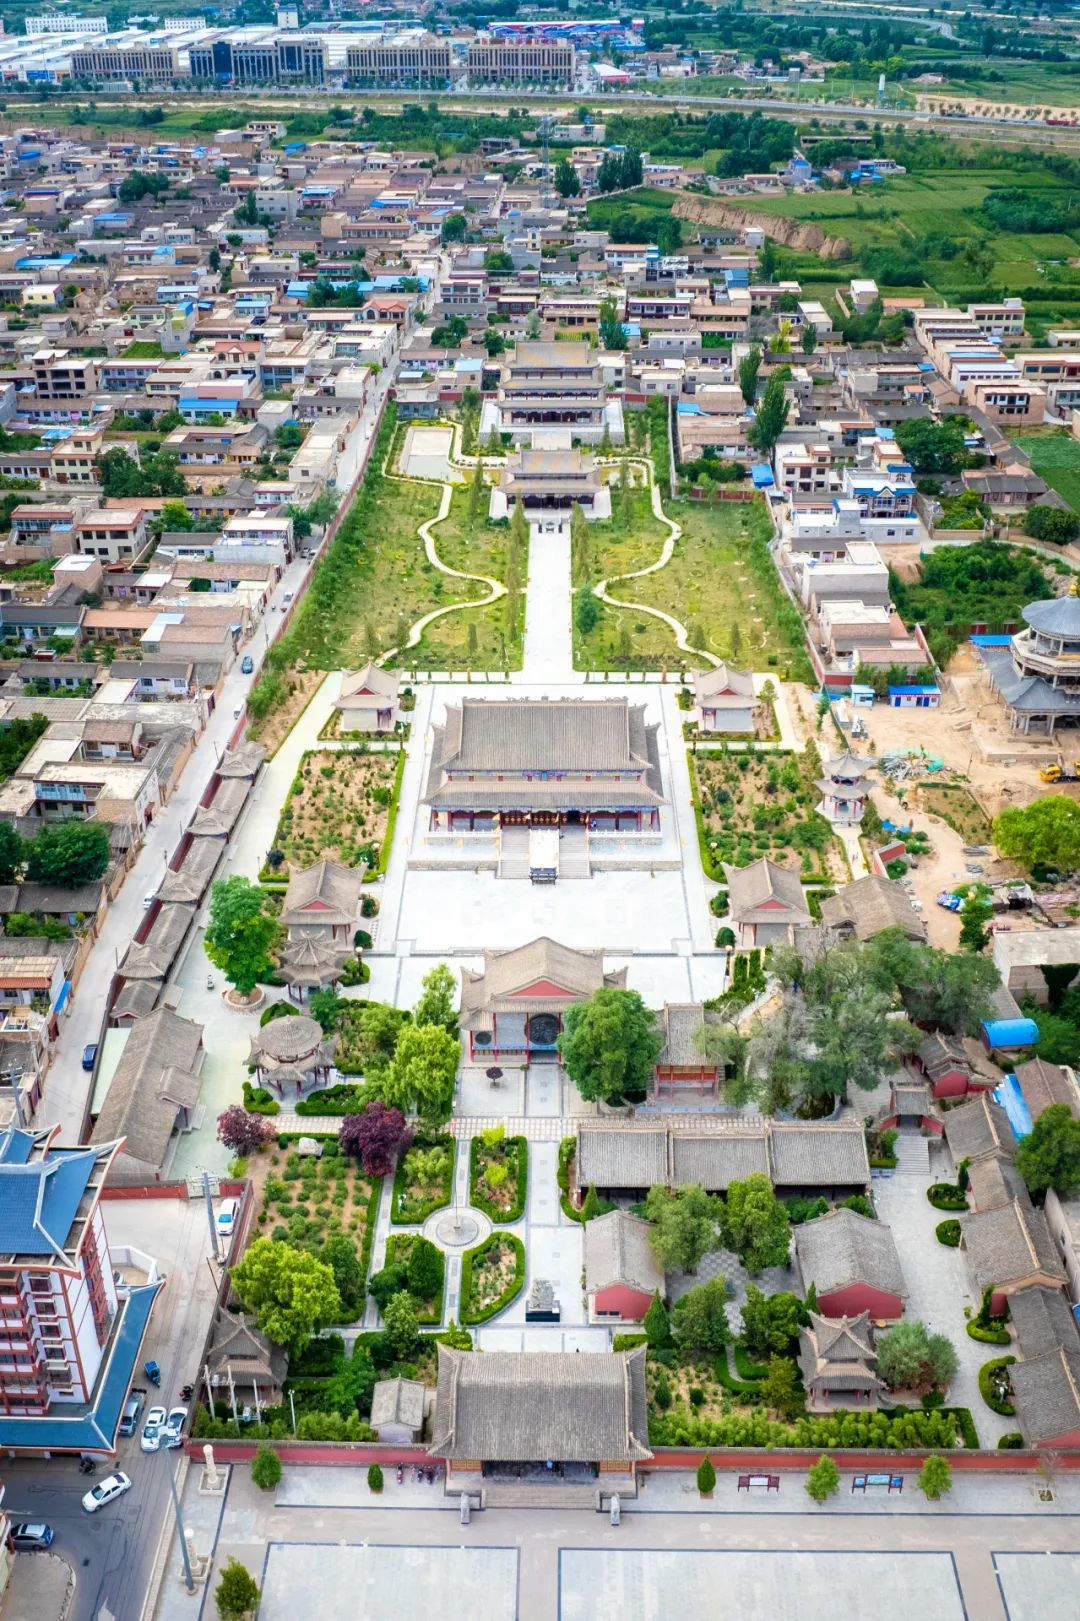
1, 1552, 74, 1621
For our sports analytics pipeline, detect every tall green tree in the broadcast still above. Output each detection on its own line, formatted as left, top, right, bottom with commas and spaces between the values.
25, 820, 109, 886
383, 1290, 421, 1357
320, 1234, 364, 1319
554, 157, 581, 198
231, 1238, 341, 1354
215, 1557, 260, 1620
875, 1321, 958, 1392
1016, 1102, 1080, 1197
805, 1455, 840, 1503
759, 1355, 802, 1420
204, 876, 281, 998
918, 1455, 953, 1500
383, 1022, 459, 1125
747, 373, 790, 455
739, 1286, 802, 1359
672, 1276, 731, 1353
644, 1184, 718, 1274
738, 345, 762, 407
994, 795, 1080, 873
598, 294, 628, 352
558, 987, 663, 1104
413, 962, 458, 1034
721, 1174, 791, 1274
643, 1289, 674, 1347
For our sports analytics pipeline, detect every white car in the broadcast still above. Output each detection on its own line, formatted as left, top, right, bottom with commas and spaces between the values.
82, 1471, 131, 1513
163, 1405, 188, 1448
217, 1197, 239, 1238
140, 1405, 168, 1452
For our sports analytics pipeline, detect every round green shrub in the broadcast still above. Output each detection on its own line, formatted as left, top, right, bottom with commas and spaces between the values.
935, 1219, 962, 1247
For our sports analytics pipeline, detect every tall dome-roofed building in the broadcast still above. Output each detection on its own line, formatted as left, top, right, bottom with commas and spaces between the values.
980, 594, 1080, 735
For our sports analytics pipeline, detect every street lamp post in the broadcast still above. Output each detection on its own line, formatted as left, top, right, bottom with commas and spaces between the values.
162, 1447, 195, 1594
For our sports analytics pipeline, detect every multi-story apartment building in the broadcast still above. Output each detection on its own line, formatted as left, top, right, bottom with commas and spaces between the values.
0, 1122, 161, 1452
31, 349, 97, 403
345, 35, 452, 86
466, 38, 574, 83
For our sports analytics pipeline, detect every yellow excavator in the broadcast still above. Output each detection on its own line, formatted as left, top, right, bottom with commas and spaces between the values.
1040, 763, 1080, 782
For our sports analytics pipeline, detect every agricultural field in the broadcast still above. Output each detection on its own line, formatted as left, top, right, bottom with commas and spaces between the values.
273, 749, 400, 872
918, 781, 992, 846
1014, 428, 1080, 513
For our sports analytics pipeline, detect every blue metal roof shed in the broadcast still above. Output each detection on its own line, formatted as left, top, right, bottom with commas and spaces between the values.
751, 464, 774, 489
983, 1017, 1039, 1051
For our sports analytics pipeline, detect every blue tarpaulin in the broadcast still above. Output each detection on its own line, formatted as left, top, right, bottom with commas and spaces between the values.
995, 1074, 1033, 1141
751, 464, 774, 488
970, 634, 1013, 648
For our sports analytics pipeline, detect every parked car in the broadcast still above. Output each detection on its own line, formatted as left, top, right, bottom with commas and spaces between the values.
163, 1406, 188, 1448
240, 655, 254, 674
140, 1405, 167, 1452
282, 592, 294, 606
81, 1043, 98, 1072
118, 1393, 142, 1437
10, 1523, 54, 1552
82, 1472, 131, 1513
216, 1197, 239, 1238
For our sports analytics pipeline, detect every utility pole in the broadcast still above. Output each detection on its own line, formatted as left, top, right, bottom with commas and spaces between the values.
163, 1449, 195, 1594
202, 1169, 220, 1262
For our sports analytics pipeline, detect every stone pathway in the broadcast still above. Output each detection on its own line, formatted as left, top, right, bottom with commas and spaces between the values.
522, 520, 574, 680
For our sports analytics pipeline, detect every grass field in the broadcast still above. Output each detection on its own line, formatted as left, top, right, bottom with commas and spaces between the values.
413, 487, 524, 670
1014, 428, 1080, 513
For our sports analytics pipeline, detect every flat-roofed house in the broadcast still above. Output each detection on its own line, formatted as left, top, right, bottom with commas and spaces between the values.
423, 696, 665, 835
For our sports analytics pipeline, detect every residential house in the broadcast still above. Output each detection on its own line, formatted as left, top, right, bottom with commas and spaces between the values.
794, 1208, 906, 1321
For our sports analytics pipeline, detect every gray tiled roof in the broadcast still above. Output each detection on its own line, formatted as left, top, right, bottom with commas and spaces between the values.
576, 1120, 868, 1193
1008, 1286, 1079, 1362
693, 663, 755, 703
1014, 1058, 1080, 1122
656, 1003, 707, 1067
584, 1210, 664, 1295
819, 875, 926, 943
795, 1208, 906, 1299
460, 936, 624, 1023
371, 1376, 426, 1432
428, 1344, 652, 1464
943, 1094, 1015, 1164
966, 1153, 1026, 1214
90, 1006, 203, 1171
960, 1200, 1067, 1294
282, 858, 362, 929
723, 857, 811, 922
1012, 1345, 1080, 1447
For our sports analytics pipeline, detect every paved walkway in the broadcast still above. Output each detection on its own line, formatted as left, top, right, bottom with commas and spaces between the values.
152, 1461, 1080, 1621
523, 521, 574, 681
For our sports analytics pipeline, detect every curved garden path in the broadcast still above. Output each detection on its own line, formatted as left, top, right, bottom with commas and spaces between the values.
593, 457, 722, 669
380, 426, 506, 660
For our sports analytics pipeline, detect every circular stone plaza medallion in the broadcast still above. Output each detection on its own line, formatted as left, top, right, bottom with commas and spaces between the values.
428, 1206, 491, 1251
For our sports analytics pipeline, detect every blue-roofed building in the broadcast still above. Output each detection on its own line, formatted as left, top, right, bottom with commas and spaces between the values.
0, 1124, 161, 1453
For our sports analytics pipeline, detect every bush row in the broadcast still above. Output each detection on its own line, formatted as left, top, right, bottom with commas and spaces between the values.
648, 1405, 963, 1452
557, 1135, 585, 1223
978, 1355, 1017, 1417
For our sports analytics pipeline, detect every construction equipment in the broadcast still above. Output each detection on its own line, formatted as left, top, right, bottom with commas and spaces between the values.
1038, 762, 1080, 783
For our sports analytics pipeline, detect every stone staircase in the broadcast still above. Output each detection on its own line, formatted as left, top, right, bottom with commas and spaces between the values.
893, 1132, 930, 1177
497, 826, 530, 880
481, 1483, 602, 1510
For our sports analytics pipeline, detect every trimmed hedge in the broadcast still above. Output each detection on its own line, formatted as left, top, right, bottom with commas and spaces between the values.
967, 1320, 1011, 1346
733, 1344, 770, 1382
557, 1135, 584, 1222
927, 1184, 968, 1211
243, 1080, 280, 1117
295, 1081, 371, 1116
469, 1134, 528, 1224
997, 1431, 1024, 1449
935, 1220, 962, 1247
612, 1333, 649, 1352
648, 1404, 961, 1451
714, 1351, 762, 1399
978, 1355, 1017, 1417
459, 1231, 526, 1325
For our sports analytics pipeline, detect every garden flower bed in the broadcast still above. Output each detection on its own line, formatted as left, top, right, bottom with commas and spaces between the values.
391, 1135, 454, 1225
251, 1141, 379, 1284
469, 1130, 527, 1223
384, 1233, 446, 1324
459, 1232, 526, 1324
270, 748, 403, 873
689, 745, 843, 883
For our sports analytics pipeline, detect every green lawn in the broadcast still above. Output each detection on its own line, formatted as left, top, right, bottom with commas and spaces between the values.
1015, 428, 1080, 513
412, 487, 524, 670
574, 494, 812, 679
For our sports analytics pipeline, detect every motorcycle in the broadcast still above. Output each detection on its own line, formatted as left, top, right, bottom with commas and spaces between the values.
396, 1464, 403, 1485
78, 1457, 97, 1476
180, 1383, 194, 1402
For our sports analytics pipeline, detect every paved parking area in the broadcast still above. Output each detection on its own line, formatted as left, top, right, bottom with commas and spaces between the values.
558, 1549, 967, 1621
257, 1542, 519, 1621
993, 1551, 1080, 1621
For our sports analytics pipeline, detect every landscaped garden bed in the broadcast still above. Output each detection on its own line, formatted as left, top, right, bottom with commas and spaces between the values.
384, 1232, 446, 1324
469, 1127, 527, 1223
690, 744, 842, 882
979, 1355, 1017, 1416
459, 1231, 526, 1324
251, 1141, 380, 1283
918, 781, 992, 847
927, 1182, 969, 1211
557, 1136, 584, 1222
936, 1220, 962, 1247
270, 748, 403, 873
391, 1135, 454, 1224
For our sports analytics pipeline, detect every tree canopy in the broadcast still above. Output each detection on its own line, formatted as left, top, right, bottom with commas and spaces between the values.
747, 373, 789, 454
672, 1276, 731, 1353
994, 795, 1080, 874
24, 820, 110, 885
204, 876, 281, 997
645, 1183, 719, 1273
721, 1173, 791, 1274
339, 1101, 412, 1177
875, 1320, 958, 1393
382, 1022, 459, 1125
412, 962, 459, 1034
1016, 1102, 1080, 1197
558, 987, 663, 1104
230, 1237, 341, 1353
